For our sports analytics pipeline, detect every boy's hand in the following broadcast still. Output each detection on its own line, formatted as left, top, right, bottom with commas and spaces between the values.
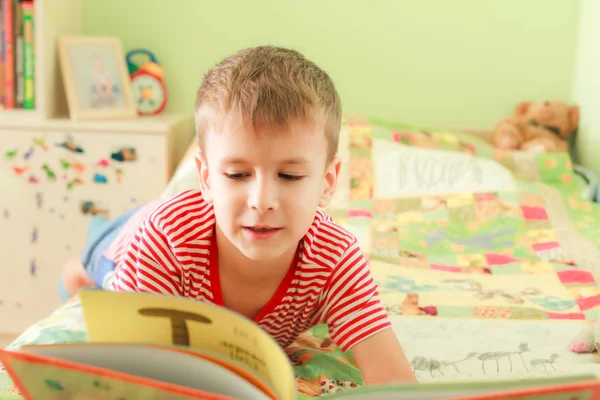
61, 257, 95, 297
351, 327, 417, 385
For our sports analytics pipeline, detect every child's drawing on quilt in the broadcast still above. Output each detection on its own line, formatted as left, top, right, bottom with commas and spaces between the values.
408, 342, 566, 380
529, 354, 560, 372
476, 342, 530, 374
410, 352, 479, 378
427, 227, 517, 250
379, 276, 439, 294
442, 279, 541, 305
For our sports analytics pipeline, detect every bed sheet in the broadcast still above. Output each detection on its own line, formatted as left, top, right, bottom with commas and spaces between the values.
3, 118, 600, 398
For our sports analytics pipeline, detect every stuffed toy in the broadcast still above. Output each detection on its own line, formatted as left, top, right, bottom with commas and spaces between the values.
491, 100, 579, 153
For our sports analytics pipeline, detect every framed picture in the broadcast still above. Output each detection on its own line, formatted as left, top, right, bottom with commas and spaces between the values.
57, 36, 137, 121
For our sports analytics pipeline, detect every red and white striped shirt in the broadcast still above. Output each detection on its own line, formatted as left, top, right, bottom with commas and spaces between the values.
107, 190, 391, 351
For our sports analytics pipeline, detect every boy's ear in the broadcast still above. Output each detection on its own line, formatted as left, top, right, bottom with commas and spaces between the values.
195, 151, 213, 203
319, 157, 342, 208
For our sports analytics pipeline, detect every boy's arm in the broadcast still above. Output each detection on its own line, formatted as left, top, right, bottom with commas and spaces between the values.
108, 216, 183, 296
350, 327, 417, 385
320, 239, 417, 385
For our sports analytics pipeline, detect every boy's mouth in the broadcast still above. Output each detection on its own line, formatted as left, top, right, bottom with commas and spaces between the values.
242, 226, 282, 240
245, 226, 280, 232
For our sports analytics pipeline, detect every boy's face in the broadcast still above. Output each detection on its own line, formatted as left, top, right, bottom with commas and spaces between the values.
196, 115, 340, 262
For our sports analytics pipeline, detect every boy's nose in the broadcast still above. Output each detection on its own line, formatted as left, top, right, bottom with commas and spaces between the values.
248, 179, 279, 213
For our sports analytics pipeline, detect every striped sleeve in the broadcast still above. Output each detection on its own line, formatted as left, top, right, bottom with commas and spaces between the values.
108, 215, 183, 296
101, 201, 162, 269
320, 239, 391, 351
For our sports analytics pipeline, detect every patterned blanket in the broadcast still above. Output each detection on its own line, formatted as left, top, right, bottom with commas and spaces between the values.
2, 118, 600, 399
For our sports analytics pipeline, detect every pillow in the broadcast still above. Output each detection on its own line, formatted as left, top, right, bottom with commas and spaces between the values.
344, 115, 579, 197
340, 117, 517, 203
160, 142, 200, 199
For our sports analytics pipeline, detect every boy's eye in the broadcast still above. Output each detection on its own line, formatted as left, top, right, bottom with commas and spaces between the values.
224, 173, 248, 180
279, 173, 304, 181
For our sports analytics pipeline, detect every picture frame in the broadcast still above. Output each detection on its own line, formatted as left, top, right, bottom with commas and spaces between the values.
57, 36, 137, 121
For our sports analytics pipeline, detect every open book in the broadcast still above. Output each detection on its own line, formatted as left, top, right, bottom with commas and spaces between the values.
1, 289, 600, 400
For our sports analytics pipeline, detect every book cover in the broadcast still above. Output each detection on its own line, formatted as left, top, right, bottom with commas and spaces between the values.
0, 349, 243, 400
78, 289, 297, 400
0, 0, 5, 107
3, 0, 13, 109
21, 0, 31, 109
14, 0, 23, 108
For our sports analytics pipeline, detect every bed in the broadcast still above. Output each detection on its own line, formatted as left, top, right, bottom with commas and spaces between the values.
2, 115, 600, 398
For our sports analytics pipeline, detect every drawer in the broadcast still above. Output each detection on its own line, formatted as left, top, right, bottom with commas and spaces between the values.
0, 129, 171, 334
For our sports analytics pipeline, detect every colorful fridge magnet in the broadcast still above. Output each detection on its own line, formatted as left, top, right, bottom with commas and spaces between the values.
93, 173, 108, 184
66, 178, 83, 191
35, 192, 43, 209
23, 147, 34, 160
5, 149, 17, 159
12, 166, 28, 175
32, 136, 48, 151
80, 201, 109, 218
56, 136, 84, 153
60, 159, 71, 169
42, 164, 57, 180
111, 147, 137, 162
73, 161, 85, 174
126, 49, 167, 116
115, 168, 123, 183
96, 158, 110, 168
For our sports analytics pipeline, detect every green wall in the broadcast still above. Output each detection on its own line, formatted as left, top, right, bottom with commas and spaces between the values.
84, 0, 580, 131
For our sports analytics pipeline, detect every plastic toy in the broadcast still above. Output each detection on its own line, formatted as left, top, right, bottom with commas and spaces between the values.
126, 49, 167, 116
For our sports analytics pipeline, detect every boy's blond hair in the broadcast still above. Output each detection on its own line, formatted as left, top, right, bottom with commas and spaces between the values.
195, 46, 342, 161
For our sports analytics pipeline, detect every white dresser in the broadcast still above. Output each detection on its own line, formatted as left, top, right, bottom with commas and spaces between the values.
0, 114, 195, 335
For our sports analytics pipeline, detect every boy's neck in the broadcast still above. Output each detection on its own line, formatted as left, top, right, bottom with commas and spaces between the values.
214, 225, 297, 285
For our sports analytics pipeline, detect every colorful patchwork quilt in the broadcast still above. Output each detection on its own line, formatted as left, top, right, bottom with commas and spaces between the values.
2, 117, 600, 399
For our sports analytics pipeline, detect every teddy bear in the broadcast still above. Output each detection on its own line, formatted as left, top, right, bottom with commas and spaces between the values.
491, 100, 579, 153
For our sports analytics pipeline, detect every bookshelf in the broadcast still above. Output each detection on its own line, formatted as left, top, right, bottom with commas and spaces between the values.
0, 0, 83, 121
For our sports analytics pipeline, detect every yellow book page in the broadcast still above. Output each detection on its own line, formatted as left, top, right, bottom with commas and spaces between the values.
79, 290, 296, 400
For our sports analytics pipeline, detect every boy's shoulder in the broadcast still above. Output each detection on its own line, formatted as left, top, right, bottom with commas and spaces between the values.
302, 209, 362, 267
145, 189, 214, 236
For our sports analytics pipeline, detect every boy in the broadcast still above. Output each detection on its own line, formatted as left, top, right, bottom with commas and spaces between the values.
64, 45, 416, 386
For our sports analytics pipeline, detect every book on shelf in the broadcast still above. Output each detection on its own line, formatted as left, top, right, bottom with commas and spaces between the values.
0, 0, 34, 111
1, 289, 600, 399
